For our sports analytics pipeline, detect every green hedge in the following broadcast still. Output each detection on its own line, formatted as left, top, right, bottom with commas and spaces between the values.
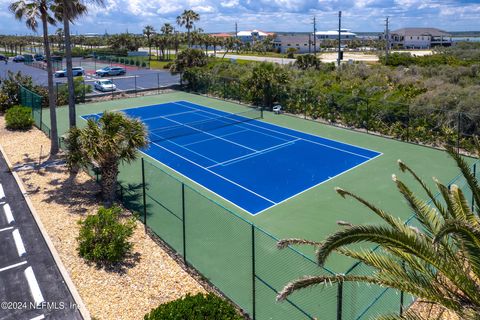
5, 105, 34, 130
143, 293, 244, 320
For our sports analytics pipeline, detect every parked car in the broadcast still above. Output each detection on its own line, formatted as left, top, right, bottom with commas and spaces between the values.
34, 54, 44, 61
0, 55, 7, 61
12, 55, 25, 62
94, 79, 116, 92
54, 67, 85, 77
95, 66, 126, 77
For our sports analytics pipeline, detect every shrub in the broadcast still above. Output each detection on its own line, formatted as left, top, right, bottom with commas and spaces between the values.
77, 206, 136, 265
5, 105, 34, 130
141, 62, 147, 67
143, 293, 243, 320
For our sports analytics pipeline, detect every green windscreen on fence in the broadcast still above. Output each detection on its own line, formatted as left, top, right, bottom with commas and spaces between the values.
19, 86, 42, 128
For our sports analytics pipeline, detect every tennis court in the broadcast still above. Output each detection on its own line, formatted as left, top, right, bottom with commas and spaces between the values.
83, 101, 381, 214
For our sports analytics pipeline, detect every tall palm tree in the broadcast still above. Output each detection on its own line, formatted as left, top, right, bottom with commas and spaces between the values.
65, 111, 148, 206
10, 0, 60, 155
53, 0, 86, 129
176, 9, 199, 48
277, 145, 480, 319
143, 25, 155, 61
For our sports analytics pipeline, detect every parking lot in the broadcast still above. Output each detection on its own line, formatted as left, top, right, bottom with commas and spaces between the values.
0, 154, 82, 320
0, 58, 180, 96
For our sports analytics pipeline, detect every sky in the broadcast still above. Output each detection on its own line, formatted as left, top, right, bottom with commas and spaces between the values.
0, 0, 479, 35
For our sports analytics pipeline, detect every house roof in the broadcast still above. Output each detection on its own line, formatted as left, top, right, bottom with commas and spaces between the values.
210, 33, 232, 38
237, 30, 274, 37
315, 30, 357, 36
391, 28, 451, 37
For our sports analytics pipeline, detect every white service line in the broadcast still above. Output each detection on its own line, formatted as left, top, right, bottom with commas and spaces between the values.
24, 266, 45, 307
0, 261, 27, 273
0, 183, 5, 199
12, 229, 27, 257
3, 203, 14, 224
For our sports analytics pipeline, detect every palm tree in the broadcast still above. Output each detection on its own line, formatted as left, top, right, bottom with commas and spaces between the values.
10, 0, 60, 155
176, 9, 199, 48
65, 111, 148, 206
143, 25, 155, 61
161, 22, 173, 35
53, 0, 93, 129
277, 145, 480, 319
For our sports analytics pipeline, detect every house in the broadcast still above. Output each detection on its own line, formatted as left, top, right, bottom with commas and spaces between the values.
272, 35, 313, 53
314, 29, 357, 41
236, 30, 275, 43
386, 28, 452, 49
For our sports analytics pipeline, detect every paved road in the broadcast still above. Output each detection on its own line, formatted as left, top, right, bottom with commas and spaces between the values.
0, 153, 82, 320
216, 53, 296, 65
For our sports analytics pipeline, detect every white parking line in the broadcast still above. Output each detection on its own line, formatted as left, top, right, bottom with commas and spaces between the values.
0, 261, 27, 273
3, 203, 14, 224
0, 183, 5, 199
30, 315, 45, 320
25, 266, 45, 307
12, 229, 26, 257
0, 226, 14, 232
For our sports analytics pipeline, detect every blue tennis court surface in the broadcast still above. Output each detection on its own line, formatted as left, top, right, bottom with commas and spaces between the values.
83, 101, 381, 215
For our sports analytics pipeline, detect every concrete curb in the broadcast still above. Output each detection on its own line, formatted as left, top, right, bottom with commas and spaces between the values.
0, 144, 91, 320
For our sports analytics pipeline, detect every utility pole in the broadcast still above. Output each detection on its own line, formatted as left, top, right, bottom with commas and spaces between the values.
337, 11, 342, 67
235, 22, 238, 52
313, 16, 317, 56
385, 17, 390, 65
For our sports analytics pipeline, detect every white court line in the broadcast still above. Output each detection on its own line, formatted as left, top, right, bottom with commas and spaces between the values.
182, 129, 250, 147
254, 152, 383, 215
0, 183, 5, 199
143, 110, 199, 122
175, 100, 376, 159
207, 139, 300, 169
0, 226, 14, 232
3, 203, 14, 224
151, 141, 276, 205
0, 261, 27, 273
153, 135, 219, 165
30, 315, 45, 320
25, 266, 45, 307
151, 111, 258, 152
12, 229, 26, 257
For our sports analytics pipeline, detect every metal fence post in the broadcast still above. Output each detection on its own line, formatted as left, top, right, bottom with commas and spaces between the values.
473, 163, 477, 210
182, 183, 187, 265
457, 112, 461, 154
337, 279, 343, 320
251, 224, 256, 320
141, 158, 147, 230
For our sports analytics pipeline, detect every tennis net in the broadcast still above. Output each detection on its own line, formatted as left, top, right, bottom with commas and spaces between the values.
148, 108, 262, 142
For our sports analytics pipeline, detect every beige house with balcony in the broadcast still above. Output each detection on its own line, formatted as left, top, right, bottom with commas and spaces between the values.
387, 28, 452, 49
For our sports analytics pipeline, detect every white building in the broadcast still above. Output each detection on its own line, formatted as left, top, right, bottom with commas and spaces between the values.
315, 29, 357, 40
386, 28, 452, 49
272, 35, 313, 53
236, 30, 275, 43
272, 30, 357, 54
